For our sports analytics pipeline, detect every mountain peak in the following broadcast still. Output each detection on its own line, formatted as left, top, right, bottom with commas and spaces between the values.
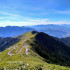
31, 31, 38, 34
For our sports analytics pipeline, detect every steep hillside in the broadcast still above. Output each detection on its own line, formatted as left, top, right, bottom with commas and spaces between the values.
0, 31, 70, 70
27, 32, 70, 66
0, 37, 20, 52
61, 37, 70, 47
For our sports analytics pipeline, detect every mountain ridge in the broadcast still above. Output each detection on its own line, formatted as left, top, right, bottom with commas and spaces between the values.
0, 31, 70, 69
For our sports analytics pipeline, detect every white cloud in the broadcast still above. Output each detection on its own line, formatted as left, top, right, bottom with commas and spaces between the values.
0, 19, 70, 27
0, 18, 49, 26
0, 11, 26, 20
56, 10, 70, 14
28, 19, 49, 22
0, 11, 18, 16
0, 11, 70, 27
0, 17, 17, 20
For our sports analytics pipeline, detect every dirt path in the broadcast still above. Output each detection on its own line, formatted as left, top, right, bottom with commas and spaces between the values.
17, 42, 28, 55
8, 47, 15, 56
25, 45, 28, 55
8, 45, 20, 56
8, 36, 29, 56
17, 44, 25, 54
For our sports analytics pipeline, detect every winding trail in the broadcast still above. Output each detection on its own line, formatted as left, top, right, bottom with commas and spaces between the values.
8, 36, 29, 56
17, 42, 25, 54
17, 43, 28, 55
25, 45, 28, 55
8, 47, 15, 56
8, 45, 19, 56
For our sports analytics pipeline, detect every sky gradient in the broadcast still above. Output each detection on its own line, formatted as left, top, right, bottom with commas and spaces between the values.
0, 0, 70, 26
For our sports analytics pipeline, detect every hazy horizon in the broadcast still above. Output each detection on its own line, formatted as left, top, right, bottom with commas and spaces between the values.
0, 24, 70, 27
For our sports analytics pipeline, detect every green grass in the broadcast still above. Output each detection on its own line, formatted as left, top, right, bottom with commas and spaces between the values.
0, 31, 70, 70
0, 45, 70, 70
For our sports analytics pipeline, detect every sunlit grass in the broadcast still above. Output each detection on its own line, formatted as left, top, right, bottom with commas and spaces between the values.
0, 31, 70, 70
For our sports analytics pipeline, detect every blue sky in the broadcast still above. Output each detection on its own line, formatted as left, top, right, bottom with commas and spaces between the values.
0, 0, 70, 26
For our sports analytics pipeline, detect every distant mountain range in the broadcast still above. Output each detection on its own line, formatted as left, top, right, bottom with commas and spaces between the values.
0, 26, 35, 37
1, 24, 70, 38
29, 24, 70, 38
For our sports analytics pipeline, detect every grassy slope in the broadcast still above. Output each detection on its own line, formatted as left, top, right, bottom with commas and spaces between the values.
0, 31, 70, 70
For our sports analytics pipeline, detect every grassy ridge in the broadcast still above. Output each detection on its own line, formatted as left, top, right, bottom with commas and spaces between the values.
0, 31, 70, 70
